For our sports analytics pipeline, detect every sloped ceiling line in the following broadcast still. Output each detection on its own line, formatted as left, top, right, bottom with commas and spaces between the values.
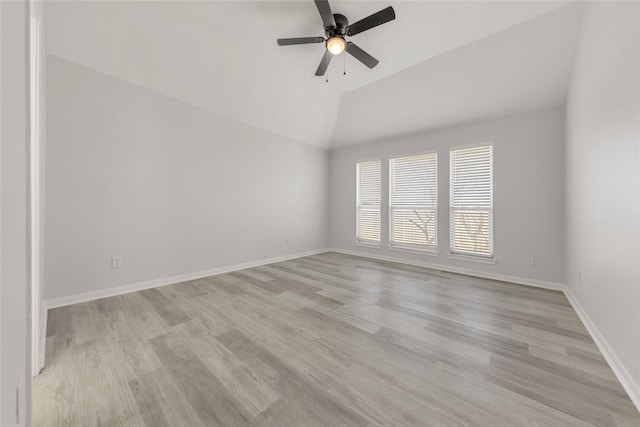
45, 1, 581, 149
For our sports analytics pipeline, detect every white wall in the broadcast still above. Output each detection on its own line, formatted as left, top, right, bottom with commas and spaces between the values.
45, 55, 329, 301
566, 0, 640, 401
1, 1, 31, 425
330, 107, 566, 285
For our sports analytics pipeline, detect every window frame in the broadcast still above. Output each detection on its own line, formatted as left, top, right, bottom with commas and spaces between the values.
355, 160, 382, 246
388, 151, 438, 253
449, 144, 494, 259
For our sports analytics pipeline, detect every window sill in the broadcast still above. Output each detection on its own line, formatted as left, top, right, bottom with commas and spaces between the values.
387, 245, 440, 257
448, 253, 496, 265
355, 241, 382, 249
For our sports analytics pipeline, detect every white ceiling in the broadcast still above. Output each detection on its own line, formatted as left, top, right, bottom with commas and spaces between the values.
332, 2, 583, 146
45, 1, 581, 149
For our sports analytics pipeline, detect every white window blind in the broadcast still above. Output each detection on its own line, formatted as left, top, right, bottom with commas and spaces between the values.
450, 145, 493, 257
389, 153, 437, 249
356, 161, 381, 243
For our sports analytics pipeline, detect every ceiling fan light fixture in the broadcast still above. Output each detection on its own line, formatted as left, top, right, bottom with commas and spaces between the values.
326, 36, 346, 55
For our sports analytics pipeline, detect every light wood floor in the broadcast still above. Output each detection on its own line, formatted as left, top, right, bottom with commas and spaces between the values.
33, 252, 639, 426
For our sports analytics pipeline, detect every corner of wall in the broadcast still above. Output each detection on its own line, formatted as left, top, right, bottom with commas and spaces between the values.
563, 0, 640, 412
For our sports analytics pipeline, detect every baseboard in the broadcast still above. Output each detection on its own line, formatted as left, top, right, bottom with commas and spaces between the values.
327, 247, 564, 291
45, 248, 330, 309
562, 286, 640, 412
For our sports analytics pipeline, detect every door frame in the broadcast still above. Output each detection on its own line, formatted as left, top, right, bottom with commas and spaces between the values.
29, 0, 45, 377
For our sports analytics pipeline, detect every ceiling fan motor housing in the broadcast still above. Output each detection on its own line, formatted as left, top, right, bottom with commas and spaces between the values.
325, 13, 349, 37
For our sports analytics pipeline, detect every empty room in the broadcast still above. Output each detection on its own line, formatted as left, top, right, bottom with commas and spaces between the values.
1, 0, 639, 426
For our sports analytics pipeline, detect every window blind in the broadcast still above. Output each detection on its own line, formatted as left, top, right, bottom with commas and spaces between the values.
356, 160, 381, 243
450, 145, 493, 257
389, 153, 437, 249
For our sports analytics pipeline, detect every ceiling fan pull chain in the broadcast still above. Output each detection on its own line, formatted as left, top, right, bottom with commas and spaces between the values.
343, 53, 346, 76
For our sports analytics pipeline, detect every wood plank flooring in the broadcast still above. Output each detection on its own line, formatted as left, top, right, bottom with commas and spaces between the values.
33, 252, 640, 426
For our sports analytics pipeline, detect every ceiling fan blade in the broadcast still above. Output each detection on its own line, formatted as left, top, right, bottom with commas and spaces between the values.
277, 37, 325, 46
345, 42, 379, 69
315, 50, 333, 76
314, 0, 336, 28
346, 6, 395, 36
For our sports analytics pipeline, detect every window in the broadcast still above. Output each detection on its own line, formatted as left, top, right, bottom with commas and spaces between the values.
356, 160, 381, 243
389, 153, 437, 250
450, 145, 493, 257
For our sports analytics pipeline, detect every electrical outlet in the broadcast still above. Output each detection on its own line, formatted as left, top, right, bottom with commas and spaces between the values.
111, 256, 123, 268
530, 256, 539, 268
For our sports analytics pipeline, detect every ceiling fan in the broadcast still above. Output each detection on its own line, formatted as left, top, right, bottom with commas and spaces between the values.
277, 0, 396, 76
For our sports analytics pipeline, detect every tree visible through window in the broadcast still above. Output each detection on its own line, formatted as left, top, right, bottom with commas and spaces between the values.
389, 153, 437, 250
449, 145, 493, 257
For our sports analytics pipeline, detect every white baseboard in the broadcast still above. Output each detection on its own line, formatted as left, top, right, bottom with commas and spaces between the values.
328, 247, 639, 412
562, 286, 640, 412
327, 247, 564, 291
45, 248, 330, 309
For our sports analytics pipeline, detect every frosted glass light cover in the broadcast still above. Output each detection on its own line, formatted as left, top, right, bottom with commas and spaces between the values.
326, 37, 346, 55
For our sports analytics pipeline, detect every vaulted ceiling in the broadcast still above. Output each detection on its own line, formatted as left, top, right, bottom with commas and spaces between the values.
45, 1, 583, 149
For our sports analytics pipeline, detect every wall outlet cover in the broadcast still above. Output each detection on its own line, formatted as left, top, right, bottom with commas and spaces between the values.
111, 256, 123, 268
